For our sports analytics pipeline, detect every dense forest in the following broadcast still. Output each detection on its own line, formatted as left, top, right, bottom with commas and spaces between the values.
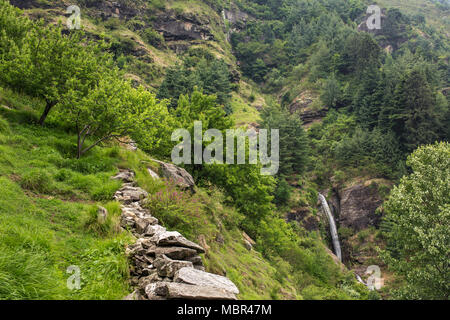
0, 0, 448, 301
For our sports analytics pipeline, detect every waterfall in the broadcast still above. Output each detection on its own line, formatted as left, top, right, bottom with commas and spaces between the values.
318, 193, 342, 262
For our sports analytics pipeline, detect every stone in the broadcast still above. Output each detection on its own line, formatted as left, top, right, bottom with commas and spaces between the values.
146, 224, 167, 237
112, 170, 135, 183
243, 240, 252, 251
97, 206, 108, 224
138, 272, 162, 288
152, 159, 195, 190
120, 216, 135, 229
194, 265, 206, 271
147, 246, 198, 260
158, 282, 237, 300
145, 283, 167, 300
135, 218, 150, 234
153, 254, 193, 278
187, 255, 203, 266
147, 168, 160, 180
123, 289, 145, 300
156, 231, 205, 254
174, 267, 239, 295
114, 186, 148, 204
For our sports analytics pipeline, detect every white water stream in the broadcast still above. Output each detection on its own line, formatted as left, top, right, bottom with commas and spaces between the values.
318, 193, 342, 262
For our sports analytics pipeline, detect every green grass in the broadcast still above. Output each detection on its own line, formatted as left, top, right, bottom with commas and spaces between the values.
0, 87, 367, 300
0, 89, 132, 300
0, 88, 299, 300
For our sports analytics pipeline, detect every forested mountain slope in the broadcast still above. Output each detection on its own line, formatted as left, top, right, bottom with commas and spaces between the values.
0, 0, 448, 300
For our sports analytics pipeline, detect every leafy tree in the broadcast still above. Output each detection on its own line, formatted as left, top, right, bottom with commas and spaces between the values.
381, 142, 450, 299
392, 68, 442, 152
157, 51, 233, 113
0, 18, 112, 125
259, 104, 309, 176
60, 75, 174, 158
321, 73, 342, 108
352, 66, 384, 129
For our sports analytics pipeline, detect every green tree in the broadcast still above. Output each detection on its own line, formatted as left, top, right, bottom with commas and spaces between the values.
60, 75, 174, 158
259, 104, 310, 176
321, 73, 342, 108
393, 69, 441, 152
157, 53, 232, 113
0, 14, 112, 125
381, 142, 450, 299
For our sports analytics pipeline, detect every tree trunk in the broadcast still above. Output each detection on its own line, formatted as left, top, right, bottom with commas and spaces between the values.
38, 100, 56, 126
77, 132, 82, 159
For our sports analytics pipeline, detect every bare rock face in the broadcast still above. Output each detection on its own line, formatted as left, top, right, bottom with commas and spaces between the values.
174, 267, 240, 295
286, 207, 320, 231
288, 91, 328, 127
338, 181, 386, 232
153, 11, 214, 42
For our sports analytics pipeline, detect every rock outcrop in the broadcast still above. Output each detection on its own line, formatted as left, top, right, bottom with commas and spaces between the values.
114, 169, 238, 300
150, 159, 196, 191
153, 11, 214, 42
338, 181, 387, 232
288, 91, 328, 127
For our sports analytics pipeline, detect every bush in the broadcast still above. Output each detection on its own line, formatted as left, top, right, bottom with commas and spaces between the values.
83, 202, 121, 237
0, 115, 10, 134
20, 169, 54, 193
141, 27, 165, 48
91, 181, 122, 201
146, 179, 204, 239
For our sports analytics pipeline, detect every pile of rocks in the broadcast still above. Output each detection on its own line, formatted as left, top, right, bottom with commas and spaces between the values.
112, 169, 239, 300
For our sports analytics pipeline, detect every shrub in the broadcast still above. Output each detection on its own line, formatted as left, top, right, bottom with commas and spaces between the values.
146, 179, 204, 239
141, 27, 165, 48
20, 169, 54, 193
54, 168, 74, 182
91, 181, 122, 201
0, 115, 10, 134
83, 203, 121, 237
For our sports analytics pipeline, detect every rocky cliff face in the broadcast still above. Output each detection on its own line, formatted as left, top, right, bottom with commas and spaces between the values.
288, 91, 328, 128
318, 178, 392, 266
337, 181, 386, 232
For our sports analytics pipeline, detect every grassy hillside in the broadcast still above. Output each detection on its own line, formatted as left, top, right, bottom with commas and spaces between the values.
2, 0, 447, 301
1, 87, 362, 300
375, 0, 449, 30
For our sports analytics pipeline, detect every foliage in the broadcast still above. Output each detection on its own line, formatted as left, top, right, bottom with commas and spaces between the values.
0, 2, 113, 125
158, 48, 233, 113
259, 103, 310, 176
59, 74, 175, 159
381, 142, 450, 299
